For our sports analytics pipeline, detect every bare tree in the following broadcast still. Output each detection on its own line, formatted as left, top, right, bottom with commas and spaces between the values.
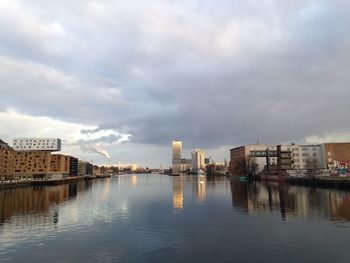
235, 156, 259, 177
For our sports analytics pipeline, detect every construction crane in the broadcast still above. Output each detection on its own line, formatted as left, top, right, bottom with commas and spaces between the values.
209, 155, 215, 165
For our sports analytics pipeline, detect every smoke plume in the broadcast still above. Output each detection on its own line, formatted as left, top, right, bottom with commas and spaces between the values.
81, 144, 111, 160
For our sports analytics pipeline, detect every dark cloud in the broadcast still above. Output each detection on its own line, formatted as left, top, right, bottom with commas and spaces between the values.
1, 0, 350, 151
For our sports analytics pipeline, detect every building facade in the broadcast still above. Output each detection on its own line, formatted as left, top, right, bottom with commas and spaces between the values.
172, 140, 182, 172
12, 138, 61, 151
289, 144, 326, 169
69, 156, 79, 176
0, 139, 14, 181
191, 149, 205, 172
13, 151, 51, 179
50, 154, 70, 177
324, 143, 350, 168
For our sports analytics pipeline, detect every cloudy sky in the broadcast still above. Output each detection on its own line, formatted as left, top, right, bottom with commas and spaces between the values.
1, 0, 350, 167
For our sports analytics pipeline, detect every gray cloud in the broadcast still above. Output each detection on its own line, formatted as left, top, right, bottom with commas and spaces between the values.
1, 0, 350, 151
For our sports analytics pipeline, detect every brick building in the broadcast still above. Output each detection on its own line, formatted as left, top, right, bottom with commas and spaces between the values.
324, 143, 350, 168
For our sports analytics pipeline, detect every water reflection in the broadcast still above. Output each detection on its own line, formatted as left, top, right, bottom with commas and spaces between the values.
230, 178, 350, 221
195, 176, 206, 201
172, 177, 183, 210
2, 174, 350, 262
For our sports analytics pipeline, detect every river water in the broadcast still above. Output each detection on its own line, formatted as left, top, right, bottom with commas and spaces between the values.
1, 174, 350, 262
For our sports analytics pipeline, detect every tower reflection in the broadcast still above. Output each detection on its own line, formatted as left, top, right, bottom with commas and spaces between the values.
172, 177, 183, 210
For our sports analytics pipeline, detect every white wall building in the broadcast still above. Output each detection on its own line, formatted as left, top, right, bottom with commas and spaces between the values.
191, 149, 205, 172
12, 138, 61, 151
289, 144, 326, 169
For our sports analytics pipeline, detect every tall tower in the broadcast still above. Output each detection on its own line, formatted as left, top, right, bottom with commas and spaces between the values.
172, 140, 182, 161
172, 140, 182, 172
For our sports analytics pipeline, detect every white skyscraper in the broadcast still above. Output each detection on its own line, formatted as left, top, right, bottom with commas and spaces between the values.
191, 149, 205, 172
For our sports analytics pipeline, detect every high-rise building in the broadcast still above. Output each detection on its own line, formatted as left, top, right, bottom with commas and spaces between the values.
172, 140, 182, 172
172, 140, 182, 161
191, 149, 205, 172
12, 138, 61, 151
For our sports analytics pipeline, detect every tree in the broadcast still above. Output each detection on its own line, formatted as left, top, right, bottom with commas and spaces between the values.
305, 158, 320, 179
235, 156, 259, 177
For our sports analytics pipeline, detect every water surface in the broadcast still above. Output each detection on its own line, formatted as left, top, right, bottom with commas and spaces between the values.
1, 174, 350, 262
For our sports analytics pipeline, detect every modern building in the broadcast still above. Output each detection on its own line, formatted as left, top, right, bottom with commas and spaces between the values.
69, 156, 79, 177
0, 139, 14, 181
191, 149, 205, 172
172, 140, 182, 172
78, 161, 87, 176
78, 161, 93, 176
13, 151, 51, 179
12, 138, 61, 151
50, 154, 70, 177
324, 143, 350, 168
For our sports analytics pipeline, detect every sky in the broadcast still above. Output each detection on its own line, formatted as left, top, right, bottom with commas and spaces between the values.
1, 0, 350, 167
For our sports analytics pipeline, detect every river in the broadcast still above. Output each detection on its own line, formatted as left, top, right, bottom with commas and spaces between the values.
1, 174, 350, 262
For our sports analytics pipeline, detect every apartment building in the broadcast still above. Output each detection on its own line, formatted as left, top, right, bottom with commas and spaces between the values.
13, 151, 51, 179
50, 154, 70, 177
0, 139, 14, 181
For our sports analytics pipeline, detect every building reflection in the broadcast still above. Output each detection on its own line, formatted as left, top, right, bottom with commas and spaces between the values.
192, 176, 206, 201
0, 182, 91, 226
230, 178, 350, 221
131, 175, 137, 185
172, 177, 183, 210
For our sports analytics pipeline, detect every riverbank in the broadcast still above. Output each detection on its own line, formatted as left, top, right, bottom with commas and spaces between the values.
0, 176, 109, 190
287, 176, 350, 189
246, 175, 350, 189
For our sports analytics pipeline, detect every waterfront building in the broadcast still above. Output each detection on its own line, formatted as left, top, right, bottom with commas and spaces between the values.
78, 161, 93, 176
0, 139, 14, 181
49, 154, 70, 178
13, 151, 51, 179
324, 143, 350, 168
181, 159, 192, 172
93, 165, 101, 176
172, 140, 182, 172
69, 156, 79, 177
12, 138, 61, 151
191, 149, 205, 172
230, 144, 269, 175
289, 144, 326, 169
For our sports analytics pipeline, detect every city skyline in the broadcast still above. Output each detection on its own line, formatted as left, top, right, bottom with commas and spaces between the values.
1, 0, 350, 167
